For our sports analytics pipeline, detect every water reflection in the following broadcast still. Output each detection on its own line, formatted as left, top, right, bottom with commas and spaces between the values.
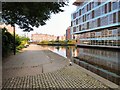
40, 45, 120, 85
72, 48, 120, 85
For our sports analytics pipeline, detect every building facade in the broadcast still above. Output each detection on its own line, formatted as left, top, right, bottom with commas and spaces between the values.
66, 26, 71, 40
31, 33, 57, 42
71, 0, 120, 47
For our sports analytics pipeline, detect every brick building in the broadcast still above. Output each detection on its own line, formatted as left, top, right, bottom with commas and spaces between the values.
31, 33, 57, 42
66, 26, 71, 40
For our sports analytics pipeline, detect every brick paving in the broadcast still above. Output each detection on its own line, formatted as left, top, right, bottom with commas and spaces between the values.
2, 65, 110, 89
2, 44, 111, 89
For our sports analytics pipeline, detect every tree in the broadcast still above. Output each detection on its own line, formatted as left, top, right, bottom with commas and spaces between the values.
2, 28, 14, 57
2, 2, 68, 32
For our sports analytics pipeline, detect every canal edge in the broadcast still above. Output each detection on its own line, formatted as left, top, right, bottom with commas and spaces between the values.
72, 63, 119, 89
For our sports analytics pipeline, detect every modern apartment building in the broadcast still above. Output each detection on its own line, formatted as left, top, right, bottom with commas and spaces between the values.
71, 0, 120, 47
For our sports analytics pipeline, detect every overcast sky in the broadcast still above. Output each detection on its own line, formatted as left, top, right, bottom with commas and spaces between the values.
16, 0, 76, 38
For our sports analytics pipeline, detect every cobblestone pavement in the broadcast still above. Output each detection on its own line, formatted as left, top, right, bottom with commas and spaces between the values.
2, 65, 110, 89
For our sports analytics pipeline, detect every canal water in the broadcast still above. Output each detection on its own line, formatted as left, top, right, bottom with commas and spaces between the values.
41, 45, 120, 85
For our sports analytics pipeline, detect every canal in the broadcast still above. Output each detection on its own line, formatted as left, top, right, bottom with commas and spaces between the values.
41, 45, 120, 85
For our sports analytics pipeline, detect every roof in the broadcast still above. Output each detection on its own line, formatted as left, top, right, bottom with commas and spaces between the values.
73, 0, 83, 6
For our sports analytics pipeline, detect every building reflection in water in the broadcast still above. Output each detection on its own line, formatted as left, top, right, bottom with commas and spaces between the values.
71, 47, 120, 85
40, 45, 120, 85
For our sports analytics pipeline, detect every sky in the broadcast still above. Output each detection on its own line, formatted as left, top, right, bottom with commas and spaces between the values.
16, 0, 76, 38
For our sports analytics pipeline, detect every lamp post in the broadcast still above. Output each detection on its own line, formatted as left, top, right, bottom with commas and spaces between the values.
13, 26, 16, 55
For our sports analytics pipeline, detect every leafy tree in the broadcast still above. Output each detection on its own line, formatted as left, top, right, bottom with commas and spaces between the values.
2, 2, 67, 32
2, 28, 14, 57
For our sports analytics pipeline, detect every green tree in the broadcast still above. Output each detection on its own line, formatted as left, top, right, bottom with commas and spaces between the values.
2, 2, 67, 31
2, 28, 14, 57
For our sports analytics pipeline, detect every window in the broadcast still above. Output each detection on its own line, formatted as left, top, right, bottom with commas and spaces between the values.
73, 27, 76, 32
101, 5, 105, 14
87, 22, 89, 29
79, 25, 81, 31
105, 4, 107, 13
98, 0, 101, 5
79, 9, 81, 16
87, 4, 88, 11
91, 2, 94, 9
113, 13, 116, 23
82, 16, 84, 22
92, 10, 94, 18
108, 2, 111, 12
84, 23, 87, 30
119, 0, 120, 8
95, 7, 101, 17
76, 19, 78, 25
109, 14, 113, 24
85, 14, 86, 21
73, 13, 76, 19
97, 18, 101, 27
112, 29, 117, 35
112, 2, 118, 10
118, 11, 120, 22
89, 2, 91, 10
71, 21, 73, 26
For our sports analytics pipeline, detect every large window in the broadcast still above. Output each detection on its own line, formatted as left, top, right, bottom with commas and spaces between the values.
95, 7, 101, 17
108, 14, 113, 24
112, 2, 118, 10
101, 5, 105, 14
104, 16, 108, 26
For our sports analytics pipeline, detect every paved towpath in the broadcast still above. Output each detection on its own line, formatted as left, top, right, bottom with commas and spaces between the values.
2, 44, 111, 89
3, 44, 68, 80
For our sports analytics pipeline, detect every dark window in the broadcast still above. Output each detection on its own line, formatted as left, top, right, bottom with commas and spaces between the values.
87, 4, 88, 11
79, 25, 81, 31
108, 2, 111, 12
92, 10, 94, 18
113, 13, 116, 23
76, 19, 78, 25
89, 2, 91, 10
105, 4, 107, 13
118, 11, 120, 22
85, 14, 86, 21
119, 1, 120, 8
97, 18, 100, 27
79, 9, 81, 16
82, 15, 84, 22
98, 1, 101, 5
71, 21, 72, 26
87, 22, 89, 29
